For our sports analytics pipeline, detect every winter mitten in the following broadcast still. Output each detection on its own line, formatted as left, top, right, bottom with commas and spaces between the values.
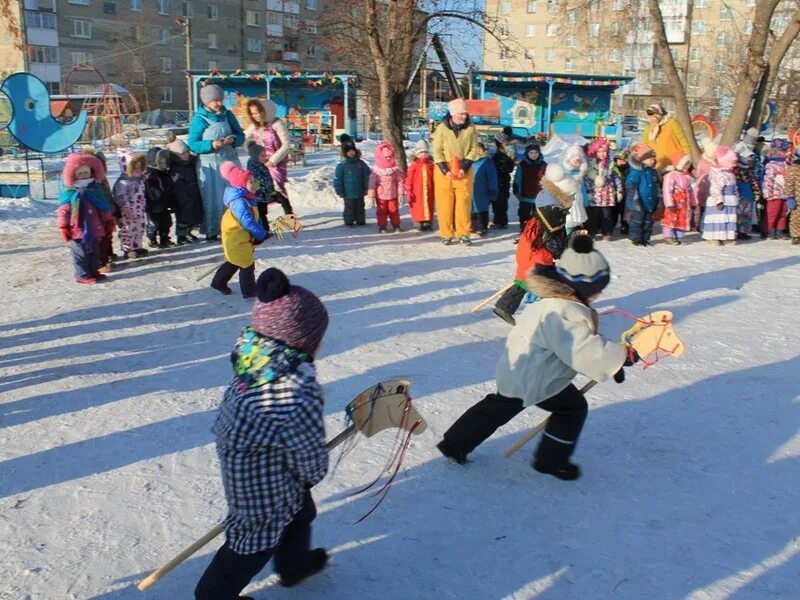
716, 202, 724, 211
624, 348, 640, 366
613, 367, 625, 384
787, 197, 797, 210
60, 227, 71, 242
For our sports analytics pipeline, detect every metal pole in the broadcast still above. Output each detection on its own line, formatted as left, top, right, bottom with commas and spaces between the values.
266, 76, 271, 99
182, 19, 193, 115
545, 78, 555, 137
479, 77, 485, 100
343, 77, 350, 136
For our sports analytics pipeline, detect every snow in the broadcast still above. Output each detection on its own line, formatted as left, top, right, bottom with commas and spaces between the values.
1, 148, 799, 600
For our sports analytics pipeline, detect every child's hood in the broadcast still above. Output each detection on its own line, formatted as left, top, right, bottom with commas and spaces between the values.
230, 326, 312, 389
146, 148, 170, 170
374, 141, 397, 169
223, 186, 256, 207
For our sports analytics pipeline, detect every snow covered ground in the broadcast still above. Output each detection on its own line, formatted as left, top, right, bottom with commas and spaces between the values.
1, 148, 799, 600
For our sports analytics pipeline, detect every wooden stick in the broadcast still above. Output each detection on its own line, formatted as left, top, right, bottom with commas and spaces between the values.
469, 282, 514, 314
195, 263, 220, 282
504, 380, 597, 458
136, 424, 357, 592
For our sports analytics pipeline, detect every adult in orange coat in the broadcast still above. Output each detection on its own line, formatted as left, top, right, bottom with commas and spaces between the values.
641, 103, 692, 173
405, 139, 436, 231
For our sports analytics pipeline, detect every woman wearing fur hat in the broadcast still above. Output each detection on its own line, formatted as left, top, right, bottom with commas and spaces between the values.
432, 98, 480, 245
210, 162, 268, 298
245, 99, 292, 200
167, 139, 204, 244
493, 163, 578, 326
761, 139, 792, 239
490, 127, 516, 228
561, 145, 589, 232
440, 236, 635, 480
195, 268, 330, 599
333, 138, 371, 227
112, 153, 149, 258
702, 146, 739, 245
641, 103, 692, 172
187, 83, 244, 241
405, 139, 436, 230
513, 143, 547, 235
626, 143, 660, 246
56, 153, 115, 284
144, 148, 175, 248
586, 137, 623, 241
368, 142, 405, 233
661, 151, 696, 245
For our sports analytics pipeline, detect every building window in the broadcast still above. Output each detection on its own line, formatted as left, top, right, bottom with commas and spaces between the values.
610, 21, 621, 36
181, 1, 192, 18
246, 10, 260, 26
247, 37, 262, 52
208, 33, 218, 48
68, 0, 90, 4
499, 1, 511, 14
547, 0, 557, 13
208, 60, 217, 70
715, 59, 725, 73
161, 57, 171, 72
545, 49, 555, 62
589, 0, 600, 12
717, 31, 730, 44
547, 24, 557, 37
207, 4, 218, 20
525, 48, 534, 59
47, 82, 61, 95
565, 58, 576, 71
285, 14, 298, 29
306, 0, 317, 9
567, 10, 576, 24
588, 49, 598, 62
526, 24, 536, 37
24, 11, 57, 29
158, 28, 168, 43
29, 46, 59, 64
130, 0, 140, 9
566, 34, 577, 48
161, 88, 173, 104
695, 0, 707, 8
745, 0, 755, 5
689, 73, 700, 87
131, 25, 142, 40
305, 44, 316, 57
71, 19, 92, 38
267, 11, 281, 25
71, 51, 94, 66
499, 47, 510, 60
613, 0, 623, 9
743, 20, 753, 34
590, 23, 600, 37
691, 20, 705, 34
305, 20, 318, 34
157, 0, 168, 15
720, 6, 731, 20
499, 24, 509, 37
103, 2, 116, 14
527, 0, 537, 13
609, 48, 620, 62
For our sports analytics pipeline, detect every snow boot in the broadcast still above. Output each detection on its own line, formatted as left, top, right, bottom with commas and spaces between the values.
436, 441, 468, 465
205, 235, 219, 242
392, 225, 402, 233
134, 247, 149, 258
459, 235, 472, 246
493, 307, 516, 326
279, 549, 329, 588
793, 237, 800, 245
148, 236, 158, 248
442, 237, 453, 245
176, 236, 190, 245
76, 276, 97, 285
379, 228, 388, 234
533, 459, 581, 481
211, 283, 233, 296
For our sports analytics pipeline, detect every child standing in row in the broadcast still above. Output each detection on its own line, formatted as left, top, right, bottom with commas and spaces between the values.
368, 142, 405, 233
626, 144, 659, 246
195, 268, 330, 599
783, 148, 800, 245
660, 152, 696, 245
490, 128, 516, 229
167, 139, 204, 245
405, 139, 436, 231
761, 139, 791, 239
702, 146, 739, 246
211, 162, 268, 298
440, 237, 634, 480
470, 142, 499, 236
144, 147, 175, 248
733, 145, 760, 240
562, 145, 589, 232
586, 137, 622, 241
334, 137, 371, 227
113, 153, 149, 259
512, 143, 546, 233
57, 153, 115, 284
245, 141, 275, 231
614, 150, 630, 234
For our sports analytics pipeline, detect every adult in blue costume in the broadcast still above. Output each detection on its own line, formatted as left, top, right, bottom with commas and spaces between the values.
187, 84, 245, 241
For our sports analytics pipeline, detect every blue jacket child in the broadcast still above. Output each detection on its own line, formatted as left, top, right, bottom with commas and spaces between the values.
625, 145, 660, 246
471, 143, 499, 235
333, 138, 372, 226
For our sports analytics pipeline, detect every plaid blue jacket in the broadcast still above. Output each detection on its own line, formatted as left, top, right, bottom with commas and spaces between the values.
213, 360, 328, 554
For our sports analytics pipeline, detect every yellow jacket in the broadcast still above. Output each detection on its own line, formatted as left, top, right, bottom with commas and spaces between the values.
432, 118, 480, 169
642, 116, 692, 172
221, 204, 259, 268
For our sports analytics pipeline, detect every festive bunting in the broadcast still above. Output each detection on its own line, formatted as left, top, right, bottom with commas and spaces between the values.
477, 73, 630, 87
199, 70, 357, 85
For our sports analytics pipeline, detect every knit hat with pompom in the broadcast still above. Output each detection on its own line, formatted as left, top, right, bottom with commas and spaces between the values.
250, 268, 329, 356
543, 235, 611, 301
220, 161, 252, 188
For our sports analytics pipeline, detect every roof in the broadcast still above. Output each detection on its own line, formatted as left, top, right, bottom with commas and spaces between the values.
186, 69, 358, 81
50, 100, 77, 116
475, 71, 634, 87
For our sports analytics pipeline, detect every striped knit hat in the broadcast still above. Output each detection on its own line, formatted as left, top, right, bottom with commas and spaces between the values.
551, 235, 610, 301
251, 268, 329, 356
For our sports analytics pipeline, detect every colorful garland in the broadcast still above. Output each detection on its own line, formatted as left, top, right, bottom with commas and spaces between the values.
478, 73, 631, 87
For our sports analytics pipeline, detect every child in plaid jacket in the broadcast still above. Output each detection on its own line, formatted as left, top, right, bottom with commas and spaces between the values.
196, 268, 330, 600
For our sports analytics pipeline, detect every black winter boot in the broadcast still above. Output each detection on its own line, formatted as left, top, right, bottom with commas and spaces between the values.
279, 549, 328, 587
436, 440, 468, 465
532, 459, 581, 481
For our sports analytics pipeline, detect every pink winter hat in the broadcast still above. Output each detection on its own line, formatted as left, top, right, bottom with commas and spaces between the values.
220, 161, 251, 188
448, 98, 468, 115
716, 146, 737, 169
251, 268, 329, 356
62, 153, 106, 188
587, 137, 609, 158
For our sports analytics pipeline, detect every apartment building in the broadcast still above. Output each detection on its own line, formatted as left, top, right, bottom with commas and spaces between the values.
483, 0, 799, 118
1, 0, 336, 111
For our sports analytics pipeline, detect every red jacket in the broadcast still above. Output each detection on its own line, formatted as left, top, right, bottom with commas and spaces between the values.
514, 218, 555, 282
405, 158, 435, 222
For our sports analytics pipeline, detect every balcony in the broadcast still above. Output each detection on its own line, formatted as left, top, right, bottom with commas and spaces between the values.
282, 51, 300, 61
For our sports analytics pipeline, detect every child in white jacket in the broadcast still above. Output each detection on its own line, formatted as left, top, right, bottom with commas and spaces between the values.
437, 236, 635, 480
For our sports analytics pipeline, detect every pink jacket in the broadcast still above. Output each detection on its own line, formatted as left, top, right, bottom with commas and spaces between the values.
662, 171, 697, 208
368, 166, 405, 200
762, 160, 788, 200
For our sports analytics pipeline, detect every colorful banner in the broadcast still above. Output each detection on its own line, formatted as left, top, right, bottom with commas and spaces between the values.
476, 73, 630, 87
